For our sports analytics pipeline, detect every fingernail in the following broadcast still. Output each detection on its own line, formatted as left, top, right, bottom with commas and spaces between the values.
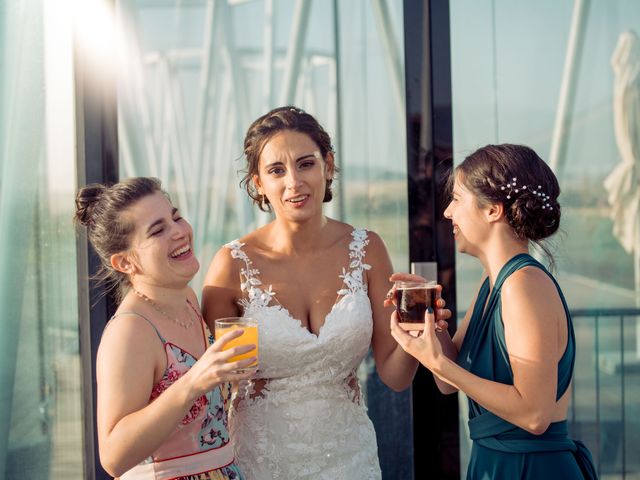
426, 306, 434, 314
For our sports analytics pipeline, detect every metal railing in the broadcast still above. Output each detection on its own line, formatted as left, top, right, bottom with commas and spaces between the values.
569, 308, 640, 479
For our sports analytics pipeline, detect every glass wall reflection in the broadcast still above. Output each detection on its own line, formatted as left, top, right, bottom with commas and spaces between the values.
450, 0, 640, 477
115, 0, 410, 476
0, 0, 83, 478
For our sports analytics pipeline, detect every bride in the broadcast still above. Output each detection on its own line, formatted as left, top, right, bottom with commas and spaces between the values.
202, 107, 443, 479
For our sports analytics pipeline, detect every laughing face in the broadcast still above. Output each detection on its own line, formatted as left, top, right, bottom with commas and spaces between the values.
253, 130, 334, 224
443, 173, 491, 256
121, 191, 199, 288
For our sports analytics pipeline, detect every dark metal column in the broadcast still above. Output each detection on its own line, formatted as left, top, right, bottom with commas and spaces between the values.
403, 0, 459, 478
74, 2, 119, 477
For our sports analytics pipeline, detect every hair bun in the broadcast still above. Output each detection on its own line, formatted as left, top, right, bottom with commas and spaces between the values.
508, 192, 561, 241
74, 184, 107, 227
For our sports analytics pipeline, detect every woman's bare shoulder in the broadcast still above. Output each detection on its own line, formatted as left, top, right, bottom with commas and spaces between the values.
325, 219, 382, 244
98, 309, 163, 365
362, 229, 385, 247
237, 223, 273, 245
355, 228, 390, 261
502, 265, 556, 297
204, 243, 242, 288
501, 266, 563, 324
324, 218, 354, 238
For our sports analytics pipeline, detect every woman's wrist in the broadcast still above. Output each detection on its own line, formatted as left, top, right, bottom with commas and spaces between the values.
430, 351, 452, 378
394, 341, 419, 363
173, 372, 201, 405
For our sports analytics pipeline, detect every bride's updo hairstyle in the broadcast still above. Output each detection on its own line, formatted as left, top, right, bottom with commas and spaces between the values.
74, 177, 163, 300
241, 106, 337, 212
455, 144, 561, 243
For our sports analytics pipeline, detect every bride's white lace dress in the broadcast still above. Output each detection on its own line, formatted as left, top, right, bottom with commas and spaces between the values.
225, 228, 382, 479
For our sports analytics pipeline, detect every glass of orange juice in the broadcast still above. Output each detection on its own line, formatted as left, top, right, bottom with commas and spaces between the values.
214, 317, 258, 373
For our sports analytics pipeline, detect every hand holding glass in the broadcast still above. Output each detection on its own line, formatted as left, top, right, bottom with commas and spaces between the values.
394, 280, 438, 331
214, 317, 258, 373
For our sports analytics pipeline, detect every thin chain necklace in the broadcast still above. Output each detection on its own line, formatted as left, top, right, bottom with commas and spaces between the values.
132, 288, 197, 329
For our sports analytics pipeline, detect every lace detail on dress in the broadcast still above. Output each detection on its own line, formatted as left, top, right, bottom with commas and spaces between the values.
226, 229, 370, 312
226, 240, 276, 311
223, 229, 381, 479
338, 228, 371, 297
344, 369, 363, 405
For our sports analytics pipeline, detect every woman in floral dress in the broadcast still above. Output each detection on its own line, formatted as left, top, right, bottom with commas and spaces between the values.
75, 177, 254, 479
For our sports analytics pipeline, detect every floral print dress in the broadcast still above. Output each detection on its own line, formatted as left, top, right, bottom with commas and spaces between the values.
115, 314, 244, 480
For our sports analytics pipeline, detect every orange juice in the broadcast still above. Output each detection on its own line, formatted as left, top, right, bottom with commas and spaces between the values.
214, 317, 258, 373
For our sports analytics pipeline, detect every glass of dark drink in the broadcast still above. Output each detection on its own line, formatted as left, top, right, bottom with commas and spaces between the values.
394, 280, 437, 331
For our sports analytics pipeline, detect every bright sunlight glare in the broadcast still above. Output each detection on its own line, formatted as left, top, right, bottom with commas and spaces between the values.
73, 0, 117, 64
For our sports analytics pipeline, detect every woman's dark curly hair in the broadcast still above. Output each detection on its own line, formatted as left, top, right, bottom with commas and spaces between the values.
451, 144, 561, 262
240, 106, 337, 212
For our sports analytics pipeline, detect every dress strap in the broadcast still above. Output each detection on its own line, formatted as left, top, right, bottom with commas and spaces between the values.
225, 240, 261, 286
225, 239, 275, 311
337, 228, 371, 296
110, 311, 166, 344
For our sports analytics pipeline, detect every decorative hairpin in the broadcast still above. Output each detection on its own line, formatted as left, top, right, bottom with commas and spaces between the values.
289, 107, 305, 114
499, 177, 552, 210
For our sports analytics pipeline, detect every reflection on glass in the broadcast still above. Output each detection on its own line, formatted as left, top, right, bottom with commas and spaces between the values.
1, 0, 83, 478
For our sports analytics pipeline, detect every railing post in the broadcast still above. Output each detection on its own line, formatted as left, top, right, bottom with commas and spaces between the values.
594, 314, 601, 475
620, 314, 626, 479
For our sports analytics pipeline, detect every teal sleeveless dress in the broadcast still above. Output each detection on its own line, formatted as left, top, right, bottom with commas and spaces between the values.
457, 254, 597, 479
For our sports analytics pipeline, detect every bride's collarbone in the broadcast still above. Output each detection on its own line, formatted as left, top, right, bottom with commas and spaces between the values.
247, 243, 356, 307
259, 244, 350, 274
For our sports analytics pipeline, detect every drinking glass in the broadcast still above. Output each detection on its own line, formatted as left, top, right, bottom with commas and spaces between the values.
214, 317, 258, 373
394, 280, 438, 331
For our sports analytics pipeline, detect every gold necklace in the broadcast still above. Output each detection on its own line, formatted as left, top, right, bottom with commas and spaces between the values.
132, 289, 197, 329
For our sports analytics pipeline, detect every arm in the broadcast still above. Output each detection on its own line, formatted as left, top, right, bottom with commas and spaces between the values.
391, 267, 565, 434
202, 246, 242, 332
97, 315, 254, 476
431, 329, 461, 394
387, 272, 481, 394
365, 232, 419, 392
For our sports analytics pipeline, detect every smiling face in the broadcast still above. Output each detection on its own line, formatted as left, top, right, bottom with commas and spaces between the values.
443, 173, 492, 257
117, 191, 199, 289
253, 130, 334, 224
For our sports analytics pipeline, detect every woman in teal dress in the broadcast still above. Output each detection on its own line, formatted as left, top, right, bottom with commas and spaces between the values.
389, 144, 597, 479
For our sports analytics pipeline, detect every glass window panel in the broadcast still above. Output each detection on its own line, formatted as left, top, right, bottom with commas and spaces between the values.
1, 0, 83, 478
451, 0, 640, 477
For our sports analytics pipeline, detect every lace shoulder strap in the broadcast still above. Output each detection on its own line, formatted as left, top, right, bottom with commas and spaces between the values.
224, 240, 275, 310
338, 228, 371, 295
